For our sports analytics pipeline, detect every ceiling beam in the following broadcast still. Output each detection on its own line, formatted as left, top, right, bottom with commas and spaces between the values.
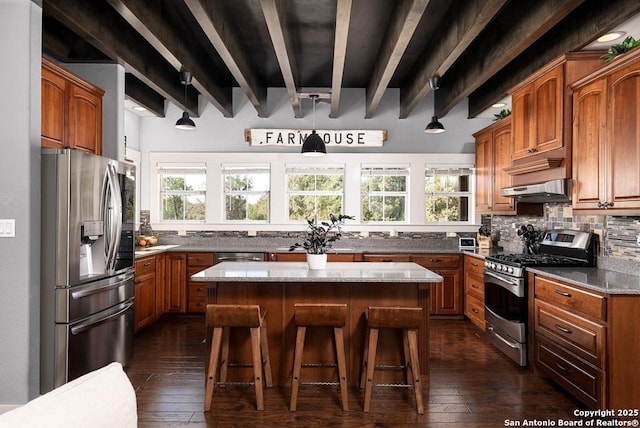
435, 0, 585, 118
468, 0, 640, 117
365, 0, 430, 118
43, 0, 202, 117
330, 0, 352, 118
105, 0, 235, 118
399, 0, 507, 119
183, 0, 267, 117
125, 73, 166, 117
261, 0, 302, 118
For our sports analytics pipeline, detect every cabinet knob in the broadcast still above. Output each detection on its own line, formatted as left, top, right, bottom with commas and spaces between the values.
527, 148, 537, 154
471, 308, 478, 314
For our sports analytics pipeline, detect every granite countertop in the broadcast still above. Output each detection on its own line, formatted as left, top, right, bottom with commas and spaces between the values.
191, 261, 444, 283
527, 266, 640, 295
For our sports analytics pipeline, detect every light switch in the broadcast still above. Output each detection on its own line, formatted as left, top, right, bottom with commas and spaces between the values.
0, 219, 15, 237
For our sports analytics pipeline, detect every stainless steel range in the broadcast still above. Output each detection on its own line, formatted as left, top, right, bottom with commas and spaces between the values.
483, 229, 596, 366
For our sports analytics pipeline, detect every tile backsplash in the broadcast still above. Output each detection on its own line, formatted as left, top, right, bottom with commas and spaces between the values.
486, 203, 640, 271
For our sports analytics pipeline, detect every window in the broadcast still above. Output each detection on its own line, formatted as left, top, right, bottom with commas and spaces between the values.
286, 165, 344, 220
425, 167, 472, 222
361, 165, 408, 222
223, 164, 270, 221
159, 163, 206, 221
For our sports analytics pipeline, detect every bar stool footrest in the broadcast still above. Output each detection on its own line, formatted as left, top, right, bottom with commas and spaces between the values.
301, 363, 338, 368
215, 381, 256, 387
300, 381, 341, 387
373, 383, 416, 388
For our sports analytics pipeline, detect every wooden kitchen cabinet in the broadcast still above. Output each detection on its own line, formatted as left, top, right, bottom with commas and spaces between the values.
463, 255, 485, 329
532, 273, 640, 410
41, 57, 104, 154
186, 252, 214, 313
473, 117, 515, 214
268, 252, 355, 262
413, 254, 462, 316
362, 254, 412, 262
506, 53, 603, 185
165, 253, 187, 313
572, 49, 640, 213
134, 256, 157, 332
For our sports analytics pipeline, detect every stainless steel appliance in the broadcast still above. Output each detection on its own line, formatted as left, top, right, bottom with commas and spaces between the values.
483, 229, 596, 366
214, 252, 266, 263
40, 149, 136, 393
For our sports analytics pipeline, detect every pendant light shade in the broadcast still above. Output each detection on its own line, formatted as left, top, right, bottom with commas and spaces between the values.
424, 75, 445, 134
301, 94, 327, 156
425, 116, 445, 133
175, 111, 196, 130
175, 70, 196, 130
301, 130, 327, 156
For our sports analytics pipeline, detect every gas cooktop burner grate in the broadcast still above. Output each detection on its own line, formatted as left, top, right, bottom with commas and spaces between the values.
488, 253, 591, 268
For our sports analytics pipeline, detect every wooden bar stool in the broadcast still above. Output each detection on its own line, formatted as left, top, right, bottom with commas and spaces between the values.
360, 306, 424, 414
290, 303, 349, 411
204, 304, 273, 411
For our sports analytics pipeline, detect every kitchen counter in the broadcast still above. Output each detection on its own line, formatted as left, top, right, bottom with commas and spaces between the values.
527, 266, 640, 295
192, 261, 443, 283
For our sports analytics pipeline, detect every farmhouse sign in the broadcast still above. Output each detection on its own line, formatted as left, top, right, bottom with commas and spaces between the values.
245, 128, 387, 147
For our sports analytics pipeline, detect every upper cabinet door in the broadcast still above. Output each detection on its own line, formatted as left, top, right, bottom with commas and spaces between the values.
492, 123, 514, 213
533, 65, 563, 156
511, 65, 564, 161
608, 62, 640, 209
510, 83, 534, 160
68, 84, 102, 155
572, 79, 607, 210
474, 131, 493, 213
41, 66, 67, 149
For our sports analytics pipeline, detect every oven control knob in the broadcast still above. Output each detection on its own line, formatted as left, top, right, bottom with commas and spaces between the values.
496, 264, 502, 271
508, 267, 514, 274
490, 262, 496, 269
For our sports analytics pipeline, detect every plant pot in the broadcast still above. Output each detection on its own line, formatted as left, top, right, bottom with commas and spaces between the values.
306, 253, 327, 270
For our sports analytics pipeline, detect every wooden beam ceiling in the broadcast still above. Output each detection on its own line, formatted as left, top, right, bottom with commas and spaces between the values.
105, 0, 235, 118
260, 0, 302, 118
183, 0, 267, 118
399, 0, 507, 119
435, 0, 586, 118
125, 73, 165, 117
365, 0, 429, 118
330, 0, 352, 118
43, 0, 205, 117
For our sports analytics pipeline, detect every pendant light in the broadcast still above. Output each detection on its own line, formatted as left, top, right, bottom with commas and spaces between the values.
424, 76, 445, 134
301, 94, 327, 156
175, 70, 196, 130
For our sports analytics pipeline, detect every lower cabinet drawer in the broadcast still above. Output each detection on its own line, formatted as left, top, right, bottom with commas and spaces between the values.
465, 294, 485, 329
534, 300, 605, 368
535, 336, 604, 409
188, 282, 207, 313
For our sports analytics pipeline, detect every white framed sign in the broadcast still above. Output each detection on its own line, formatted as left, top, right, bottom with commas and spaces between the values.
245, 128, 387, 147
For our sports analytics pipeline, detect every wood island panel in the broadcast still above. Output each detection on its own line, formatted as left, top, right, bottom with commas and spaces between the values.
206, 280, 431, 386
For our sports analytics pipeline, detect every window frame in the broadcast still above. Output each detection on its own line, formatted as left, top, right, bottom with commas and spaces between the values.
424, 166, 473, 224
222, 163, 271, 222
360, 164, 410, 223
285, 164, 346, 222
157, 162, 207, 223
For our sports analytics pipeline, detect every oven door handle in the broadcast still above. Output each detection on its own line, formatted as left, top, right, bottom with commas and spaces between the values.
487, 326, 520, 349
71, 301, 133, 335
484, 270, 521, 288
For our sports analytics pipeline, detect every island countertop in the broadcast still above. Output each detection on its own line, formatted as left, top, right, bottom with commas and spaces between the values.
191, 261, 444, 283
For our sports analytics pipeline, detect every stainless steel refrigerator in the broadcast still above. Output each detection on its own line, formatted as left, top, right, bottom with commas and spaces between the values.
40, 149, 136, 393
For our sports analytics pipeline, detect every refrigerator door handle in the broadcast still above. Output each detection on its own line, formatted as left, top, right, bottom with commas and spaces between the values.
103, 164, 123, 272
70, 301, 134, 335
70, 272, 134, 299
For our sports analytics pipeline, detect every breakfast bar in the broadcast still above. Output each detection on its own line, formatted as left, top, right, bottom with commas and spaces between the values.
192, 262, 443, 386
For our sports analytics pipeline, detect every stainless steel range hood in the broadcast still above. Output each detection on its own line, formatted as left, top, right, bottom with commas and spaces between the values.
500, 179, 571, 203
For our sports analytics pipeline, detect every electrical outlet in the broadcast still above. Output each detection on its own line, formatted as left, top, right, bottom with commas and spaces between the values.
247, 230, 257, 237
446, 232, 457, 238
177, 230, 187, 236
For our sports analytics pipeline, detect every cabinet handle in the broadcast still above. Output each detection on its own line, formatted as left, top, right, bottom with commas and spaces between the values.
555, 363, 569, 373
597, 202, 603, 208
527, 148, 537, 154
471, 284, 479, 289
607, 202, 613, 208
135, 280, 142, 284
430, 259, 442, 263
554, 289, 571, 298
554, 324, 572, 334
471, 262, 479, 267
143, 262, 151, 266
471, 308, 479, 314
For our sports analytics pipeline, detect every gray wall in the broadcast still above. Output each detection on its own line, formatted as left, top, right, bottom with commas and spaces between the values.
136, 87, 492, 208
0, 0, 41, 406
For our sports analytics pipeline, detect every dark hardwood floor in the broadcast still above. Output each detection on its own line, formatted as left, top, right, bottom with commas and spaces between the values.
126, 315, 583, 427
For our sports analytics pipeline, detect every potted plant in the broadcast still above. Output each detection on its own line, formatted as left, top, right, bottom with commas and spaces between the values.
602, 36, 640, 62
289, 213, 354, 269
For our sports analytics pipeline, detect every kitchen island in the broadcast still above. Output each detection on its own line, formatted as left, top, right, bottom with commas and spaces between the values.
192, 262, 443, 386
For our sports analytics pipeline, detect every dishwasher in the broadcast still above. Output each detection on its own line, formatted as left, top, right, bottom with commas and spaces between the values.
214, 252, 266, 263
